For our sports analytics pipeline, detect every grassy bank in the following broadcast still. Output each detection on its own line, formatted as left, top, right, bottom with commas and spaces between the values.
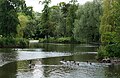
0, 38, 29, 48
39, 37, 80, 44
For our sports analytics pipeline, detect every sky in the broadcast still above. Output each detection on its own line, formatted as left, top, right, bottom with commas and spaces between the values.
25, 0, 93, 12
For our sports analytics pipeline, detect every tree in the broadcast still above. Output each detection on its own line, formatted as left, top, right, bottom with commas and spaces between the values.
0, 0, 33, 38
17, 13, 29, 38
99, 0, 114, 44
66, 0, 78, 37
40, 0, 51, 39
58, 2, 71, 37
98, 0, 120, 58
74, 0, 102, 42
23, 19, 37, 38
49, 6, 61, 37
0, 0, 19, 37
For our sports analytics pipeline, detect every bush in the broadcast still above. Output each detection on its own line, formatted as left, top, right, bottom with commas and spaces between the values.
97, 43, 120, 60
39, 37, 72, 43
48, 37, 56, 43
39, 37, 55, 43
105, 43, 120, 58
97, 46, 108, 60
0, 37, 29, 48
39, 37, 81, 43
15, 38, 29, 48
56, 37, 71, 43
0, 37, 15, 47
39, 38, 47, 43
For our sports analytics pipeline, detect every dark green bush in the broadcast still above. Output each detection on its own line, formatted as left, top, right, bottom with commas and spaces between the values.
97, 46, 108, 60
105, 43, 120, 58
39, 37, 73, 43
0, 38, 29, 48
39, 38, 47, 43
56, 37, 71, 43
15, 38, 29, 48
97, 43, 120, 59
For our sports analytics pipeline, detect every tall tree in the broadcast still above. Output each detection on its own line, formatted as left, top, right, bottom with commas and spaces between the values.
17, 13, 29, 38
23, 19, 37, 38
40, 0, 51, 39
49, 6, 61, 37
66, 0, 78, 37
58, 2, 70, 37
0, 0, 33, 37
0, 0, 19, 37
98, 0, 120, 58
74, 0, 102, 42
99, 0, 114, 44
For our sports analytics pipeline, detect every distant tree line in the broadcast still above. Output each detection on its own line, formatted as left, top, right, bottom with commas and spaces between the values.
37, 0, 102, 43
0, 0, 102, 43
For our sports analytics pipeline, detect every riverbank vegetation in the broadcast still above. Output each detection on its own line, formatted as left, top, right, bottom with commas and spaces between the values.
0, 37, 29, 48
39, 37, 80, 43
97, 0, 120, 59
0, 0, 32, 48
0, 0, 120, 58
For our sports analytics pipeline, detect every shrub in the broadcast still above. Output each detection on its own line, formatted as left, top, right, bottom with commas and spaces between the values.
0, 37, 29, 48
105, 43, 120, 58
39, 38, 47, 43
39, 37, 79, 43
97, 46, 108, 60
16, 38, 29, 48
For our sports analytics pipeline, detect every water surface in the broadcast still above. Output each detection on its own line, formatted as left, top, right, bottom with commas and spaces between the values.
0, 43, 120, 78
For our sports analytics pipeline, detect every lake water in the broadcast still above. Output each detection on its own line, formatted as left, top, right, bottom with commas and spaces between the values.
0, 43, 120, 78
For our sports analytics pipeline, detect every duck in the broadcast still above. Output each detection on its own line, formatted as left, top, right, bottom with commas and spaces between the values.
86, 61, 92, 65
28, 60, 35, 69
60, 59, 80, 66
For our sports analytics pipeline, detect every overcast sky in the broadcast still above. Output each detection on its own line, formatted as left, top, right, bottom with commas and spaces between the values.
25, 0, 93, 12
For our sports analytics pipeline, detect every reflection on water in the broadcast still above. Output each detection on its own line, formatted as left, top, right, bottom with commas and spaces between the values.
0, 43, 120, 78
0, 48, 71, 67
30, 43, 98, 52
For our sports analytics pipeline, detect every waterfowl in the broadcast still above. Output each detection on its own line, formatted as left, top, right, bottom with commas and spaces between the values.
90, 62, 92, 65
60, 59, 81, 66
28, 60, 35, 68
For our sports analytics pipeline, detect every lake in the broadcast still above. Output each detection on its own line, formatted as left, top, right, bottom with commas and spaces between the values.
0, 43, 120, 78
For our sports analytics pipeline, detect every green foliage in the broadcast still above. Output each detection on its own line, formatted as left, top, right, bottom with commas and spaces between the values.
56, 37, 71, 43
0, 0, 19, 37
66, 0, 78, 37
0, 38, 29, 48
17, 13, 29, 37
17, 38, 29, 48
49, 6, 61, 37
98, 0, 120, 58
0, 0, 33, 38
36, 0, 103, 44
23, 19, 37, 38
40, 0, 51, 39
98, 43, 120, 59
39, 38, 47, 43
101, 32, 116, 44
39, 37, 77, 43
0, 0, 35, 48
57, 2, 70, 37
39, 37, 56, 43
74, 0, 102, 43
99, 0, 119, 44
97, 46, 108, 59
